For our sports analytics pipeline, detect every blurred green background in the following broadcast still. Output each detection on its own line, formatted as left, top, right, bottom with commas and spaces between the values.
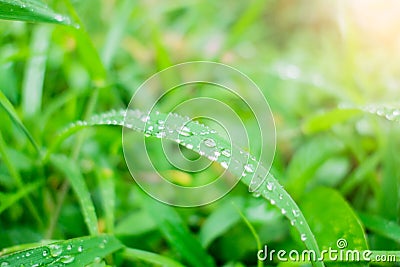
0, 0, 400, 266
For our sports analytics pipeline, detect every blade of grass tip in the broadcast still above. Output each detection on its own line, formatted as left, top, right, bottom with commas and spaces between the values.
0, 90, 41, 156
54, 109, 324, 267
22, 24, 52, 117
0, 234, 124, 266
122, 248, 185, 267
50, 154, 99, 236
0, 0, 71, 25
231, 202, 263, 267
0, 132, 42, 225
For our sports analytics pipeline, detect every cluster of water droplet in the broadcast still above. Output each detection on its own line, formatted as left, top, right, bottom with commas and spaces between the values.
0, 238, 111, 266
362, 105, 400, 122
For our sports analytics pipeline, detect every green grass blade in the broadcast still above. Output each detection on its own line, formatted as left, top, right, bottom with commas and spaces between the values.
0, 0, 71, 25
0, 181, 42, 214
199, 197, 243, 248
95, 163, 116, 233
358, 212, 400, 244
302, 108, 362, 134
300, 187, 368, 267
142, 193, 216, 267
51, 154, 99, 236
0, 90, 41, 155
285, 136, 344, 199
0, 234, 123, 266
123, 247, 185, 267
101, 0, 135, 69
115, 210, 157, 236
21, 24, 52, 117
232, 202, 263, 267
52, 109, 324, 267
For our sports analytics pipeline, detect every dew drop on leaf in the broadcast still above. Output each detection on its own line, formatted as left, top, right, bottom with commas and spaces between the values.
48, 244, 62, 257
292, 209, 300, 217
301, 234, 307, 241
244, 163, 254, 173
221, 149, 231, 157
266, 181, 274, 191
204, 138, 216, 148
221, 162, 228, 169
60, 255, 75, 263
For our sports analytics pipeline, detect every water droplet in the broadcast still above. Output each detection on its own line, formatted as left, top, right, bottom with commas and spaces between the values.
78, 246, 83, 253
42, 249, 49, 257
48, 244, 62, 257
290, 219, 296, 226
270, 199, 276, 205
281, 208, 287, 215
266, 181, 274, 191
1, 262, 9, 266
279, 194, 283, 200
67, 244, 72, 251
301, 234, 307, 241
244, 164, 254, 173
292, 209, 300, 217
99, 242, 105, 249
60, 255, 75, 263
221, 149, 231, 157
178, 126, 192, 137
204, 138, 216, 148
141, 115, 150, 122
253, 191, 261, 198
54, 14, 65, 22
157, 119, 165, 125
94, 256, 101, 263
221, 162, 228, 169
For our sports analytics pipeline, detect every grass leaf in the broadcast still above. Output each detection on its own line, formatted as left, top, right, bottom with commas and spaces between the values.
123, 247, 185, 267
302, 108, 362, 134
0, 234, 123, 266
300, 187, 368, 267
0, 90, 41, 155
51, 154, 99, 236
358, 212, 400, 244
199, 197, 243, 248
52, 109, 324, 267
142, 193, 216, 267
0, 0, 71, 25
0, 181, 42, 214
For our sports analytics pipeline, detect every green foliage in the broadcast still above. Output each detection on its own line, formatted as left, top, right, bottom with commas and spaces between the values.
1, 1, 400, 267
0, 0, 71, 25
